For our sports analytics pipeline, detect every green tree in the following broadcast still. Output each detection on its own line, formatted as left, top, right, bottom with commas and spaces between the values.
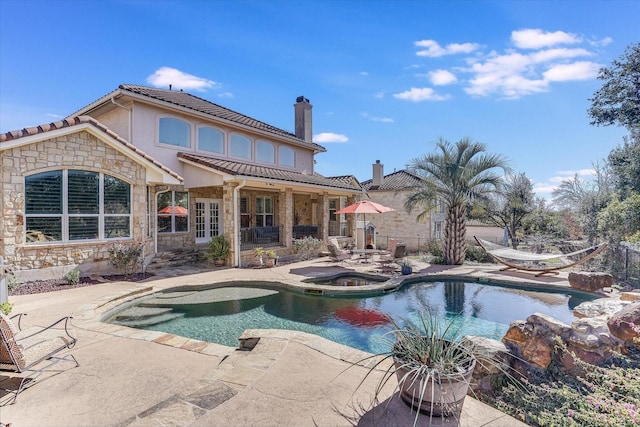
405, 137, 510, 265
473, 172, 534, 248
608, 134, 640, 198
551, 163, 613, 244
588, 42, 640, 133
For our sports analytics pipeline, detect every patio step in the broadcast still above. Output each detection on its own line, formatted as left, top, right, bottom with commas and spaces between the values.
146, 249, 206, 272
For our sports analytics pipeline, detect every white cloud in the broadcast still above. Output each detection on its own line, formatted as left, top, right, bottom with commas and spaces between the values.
428, 69, 457, 85
414, 39, 480, 57
218, 92, 234, 98
46, 113, 63, 119
147, 67, 219, 92
393, 87, 449, 102
361, 112, 394, 123
359, 71, 369, 76
533, 169, 596, 196
590, 36, 613, 47
373, 91, 385, 99
530, 48, 592, 63
543, 61, 600, 81
313, 132, 349, 143
512, 29, 581, 49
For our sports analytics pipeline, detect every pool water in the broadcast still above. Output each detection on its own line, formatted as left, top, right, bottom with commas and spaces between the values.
105, 280, 595, 354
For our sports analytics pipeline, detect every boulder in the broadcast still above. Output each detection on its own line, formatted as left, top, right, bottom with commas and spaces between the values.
568, 271, 613, 292
607, 302, 640, 343
462, 336, 511, 395
573, 298, 630, 319
621, 291, 640, 302
502, 314, 571, 369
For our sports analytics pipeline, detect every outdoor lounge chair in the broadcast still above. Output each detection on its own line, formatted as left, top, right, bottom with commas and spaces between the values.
0, 312, 78, 404
376, 242, 407, 273
474, 236, 608, 277
327, 239, 353, 263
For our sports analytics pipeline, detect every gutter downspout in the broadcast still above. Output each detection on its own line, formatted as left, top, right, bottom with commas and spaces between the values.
154, 188, 171, 255
110, 97, 132, 142
233, 179, 247, 267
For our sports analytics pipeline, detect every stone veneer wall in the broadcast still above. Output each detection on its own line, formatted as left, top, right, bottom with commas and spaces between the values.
365, 190, 430, 251
1, 130, 150, 281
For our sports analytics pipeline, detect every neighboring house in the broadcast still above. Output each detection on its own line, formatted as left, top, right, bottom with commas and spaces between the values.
360, 160, 504, 251
0, 85, 361, 280
360, 161, 430, 251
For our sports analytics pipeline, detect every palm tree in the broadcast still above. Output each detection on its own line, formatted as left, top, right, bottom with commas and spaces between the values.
405, 137, 510, 265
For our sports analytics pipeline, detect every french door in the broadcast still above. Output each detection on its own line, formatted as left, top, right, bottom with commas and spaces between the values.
195, 198, 222, 244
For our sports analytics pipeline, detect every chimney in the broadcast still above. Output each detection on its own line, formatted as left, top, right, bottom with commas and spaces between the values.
373, 160, 384, 186
294, 96, 312, 143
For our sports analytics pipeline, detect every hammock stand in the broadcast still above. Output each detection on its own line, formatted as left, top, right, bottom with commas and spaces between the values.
474, 236, 607, 277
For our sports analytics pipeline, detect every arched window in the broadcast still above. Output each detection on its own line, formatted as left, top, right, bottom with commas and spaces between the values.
256, 140, 275, 163
229, 134, 252, 159
159, 117, 190, 147
279, 146, 295, 167
198, 126, 224, 153
25, 170, 131, 242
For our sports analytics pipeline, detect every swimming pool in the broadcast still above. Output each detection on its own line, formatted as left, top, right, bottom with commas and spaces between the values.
104, 280, 596, 354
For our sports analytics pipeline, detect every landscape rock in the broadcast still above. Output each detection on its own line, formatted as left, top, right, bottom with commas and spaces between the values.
568, 271, 613, 292
463, 336, 511, 395
502, 314, 571, 369
607, 301, 640, 343
621, 291, 640, 302
573, 298, 630, 319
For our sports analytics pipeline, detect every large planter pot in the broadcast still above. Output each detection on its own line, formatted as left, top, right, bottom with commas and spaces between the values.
394, 354, 476, 417
401, 266, 412, 275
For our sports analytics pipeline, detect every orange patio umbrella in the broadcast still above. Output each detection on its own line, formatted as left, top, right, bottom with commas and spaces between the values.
158, 206, 189, 217
335, 200, 394, 248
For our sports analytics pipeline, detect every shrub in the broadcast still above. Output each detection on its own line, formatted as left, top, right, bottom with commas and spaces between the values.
65, 269, 80, 285
465, 244, 495, 263
425, 240, 444, 257
488, 340, 640, 426
6, 274, 20, 292
0, 301, 13, 315
293, 236, 322, 260
108, 241, 143, 279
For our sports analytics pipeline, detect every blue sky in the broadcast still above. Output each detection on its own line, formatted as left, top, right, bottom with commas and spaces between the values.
1, 0, 638, 199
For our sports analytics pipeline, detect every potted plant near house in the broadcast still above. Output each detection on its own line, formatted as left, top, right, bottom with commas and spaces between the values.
354, 308, 477, 426
206, 234, 230, 266
400, 258, 413, 275
265, 249, 278, 267
253, 247, 265, 267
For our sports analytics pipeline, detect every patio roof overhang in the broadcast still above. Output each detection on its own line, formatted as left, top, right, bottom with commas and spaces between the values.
178, 153, 361, 196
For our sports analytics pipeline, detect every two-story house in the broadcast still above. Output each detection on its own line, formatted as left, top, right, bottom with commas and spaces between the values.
0, 85, 362, 281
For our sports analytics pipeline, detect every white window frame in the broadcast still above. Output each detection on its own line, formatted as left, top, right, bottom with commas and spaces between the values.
24, 169, 132, 244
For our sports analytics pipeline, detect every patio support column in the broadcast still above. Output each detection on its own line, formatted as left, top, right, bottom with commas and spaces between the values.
283, 188, 293, 247
222, 181, 237, 265
320, 191, 329, 243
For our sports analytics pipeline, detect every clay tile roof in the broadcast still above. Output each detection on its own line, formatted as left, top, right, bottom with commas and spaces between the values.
361, 169, 425, 191
178, 152, 362, 191
0, 116, 182, 182
114, 84, 326, 152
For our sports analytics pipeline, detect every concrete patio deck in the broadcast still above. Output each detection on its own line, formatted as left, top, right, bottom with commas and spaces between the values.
0, 257, 576, 426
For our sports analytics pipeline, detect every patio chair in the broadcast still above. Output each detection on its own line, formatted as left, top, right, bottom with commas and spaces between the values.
0, 312, 79, 404
376, 242, 407, 273
327, 239, 352, 263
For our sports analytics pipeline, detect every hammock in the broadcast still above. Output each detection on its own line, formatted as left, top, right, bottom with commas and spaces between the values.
474, 236, 607, 276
